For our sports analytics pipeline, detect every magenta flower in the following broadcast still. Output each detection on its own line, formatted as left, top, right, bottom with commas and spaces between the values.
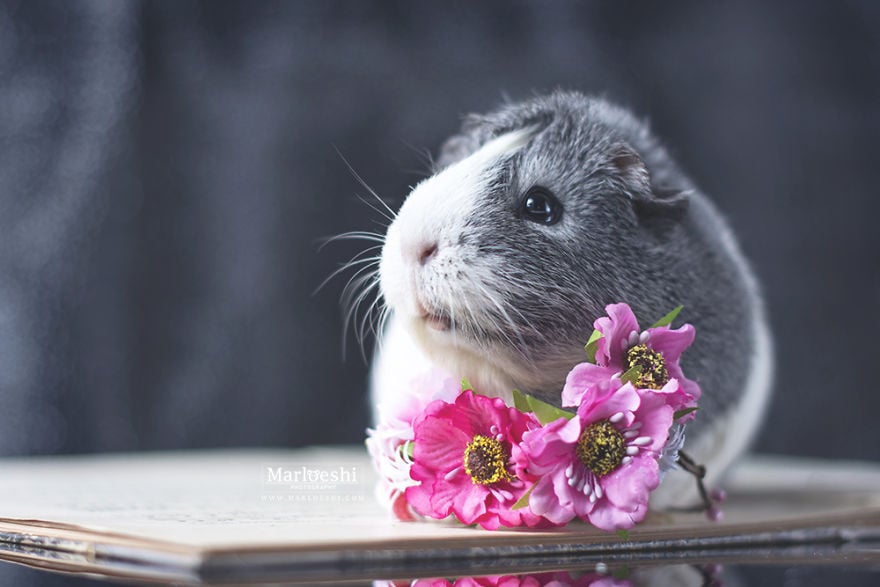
562, 303, 700, 417
495, 572, 629, 587
405, 390, 544, 529
406, 572, 630, 587
522, 379, 673, 530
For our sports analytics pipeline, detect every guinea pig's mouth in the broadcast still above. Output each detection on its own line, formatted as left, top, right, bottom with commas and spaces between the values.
423, 312, 452, 332
415, 299, 453, 332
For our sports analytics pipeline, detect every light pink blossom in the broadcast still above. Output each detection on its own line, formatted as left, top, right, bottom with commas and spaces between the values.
366, 368, 461, 521
522, 379, 673, 530
562, 303, 699, 419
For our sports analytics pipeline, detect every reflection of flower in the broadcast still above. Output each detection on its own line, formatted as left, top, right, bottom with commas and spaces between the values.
366, 369, 461, 521
405, 390, 544, 529
387, 571, 632, 587
562, 303, 699, 418
523, 379, 673, 530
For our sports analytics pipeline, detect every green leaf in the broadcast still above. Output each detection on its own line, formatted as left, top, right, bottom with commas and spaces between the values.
615, 529, 630, 542
583, 328, 603, 363
612, 565, 631, 579
511, 484, 535, 510
512, 389, 531, 412
525, 394, 576, 425
620, 364, 643, 385
511, 390, 576, 424
460, 378, 473, 393
673, 407, 699, 420
650, 305, 684, 328
402, 441, 414, 459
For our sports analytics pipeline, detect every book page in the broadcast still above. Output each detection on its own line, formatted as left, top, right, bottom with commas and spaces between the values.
1, 447, 389, 549
0, 447, 878, 550
0, 447, 878, 585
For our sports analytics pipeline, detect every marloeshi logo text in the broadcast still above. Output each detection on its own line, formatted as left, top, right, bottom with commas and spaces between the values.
263, 466, 359, 486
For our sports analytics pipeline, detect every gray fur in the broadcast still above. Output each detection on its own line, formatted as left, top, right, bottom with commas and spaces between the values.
405, 91, 767, 445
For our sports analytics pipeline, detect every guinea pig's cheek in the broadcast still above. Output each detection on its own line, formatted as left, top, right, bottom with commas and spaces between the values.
379, 231, 423, 318
380, 129, 535, 327
378, 235, 406, 312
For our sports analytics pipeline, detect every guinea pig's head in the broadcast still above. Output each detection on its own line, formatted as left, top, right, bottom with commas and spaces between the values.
379, 92, 690, 400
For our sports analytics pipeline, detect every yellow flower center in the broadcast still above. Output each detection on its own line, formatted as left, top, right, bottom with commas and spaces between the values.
624, 343, 670, 389
463, 435, 512, 485
576, 420, 626, 477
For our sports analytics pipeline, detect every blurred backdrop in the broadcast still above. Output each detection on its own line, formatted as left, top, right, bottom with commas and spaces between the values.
2, 1, 879, 585
1, 1, 878, 472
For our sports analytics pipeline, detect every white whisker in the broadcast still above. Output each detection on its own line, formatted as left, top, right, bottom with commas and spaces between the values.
317, 231, 386, 251
358, 291, 384, 359
473, 282, 535, 366
334, 146, 398, 220
400, 139, 436, 175
318, 153, 394, 362
313, 254, 381, 296
341, 274, 381, 359
357, 193, 395, 223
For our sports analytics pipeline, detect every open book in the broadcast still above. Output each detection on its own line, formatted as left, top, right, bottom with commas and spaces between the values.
0, 447, 878, 584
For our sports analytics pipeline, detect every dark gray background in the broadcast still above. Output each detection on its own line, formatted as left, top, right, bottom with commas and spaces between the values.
0, 1, 878, 584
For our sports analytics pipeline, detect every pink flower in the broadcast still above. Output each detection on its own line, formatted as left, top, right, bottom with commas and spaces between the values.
522, 379, 673, 530
366, 368, 461, 521
500, 572, 629, 587
562, 303, 700, 417
405, 573, 629, 587
409, 578, 502, 587
405, 390, 545, 529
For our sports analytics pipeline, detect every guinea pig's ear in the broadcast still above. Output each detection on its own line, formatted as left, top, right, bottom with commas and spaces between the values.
435, 116, 494, 170
436, 112, 552, 170
611, 144, 689, 223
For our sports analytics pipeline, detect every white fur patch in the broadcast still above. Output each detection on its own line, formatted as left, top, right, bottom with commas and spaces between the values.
372, 129, 535, 417
370, 313, 433, 422
379, 129, 534, 317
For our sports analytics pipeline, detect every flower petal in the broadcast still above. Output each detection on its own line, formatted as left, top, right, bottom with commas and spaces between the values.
580, 381, 640, 423
646, 323, 695, 364
528, 476, 577, 524
411, 413, 471, 475
631, 391, 675, 453
588, 496, 649, 531
561, 363, 618, 407
601, 456, 659, 509
390, 490, 416, 521
452, 483, 490, 524
405, 477, 444, 518
594, 303, 640, 368
522, 417, 581, 471
679, 376, 703, 406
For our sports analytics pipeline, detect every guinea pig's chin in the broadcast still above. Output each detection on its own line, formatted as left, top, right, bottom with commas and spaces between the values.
382, 286, 452, 333
422, 313, 452, 332
400, 311, 469, 356
402, 316, 527, 397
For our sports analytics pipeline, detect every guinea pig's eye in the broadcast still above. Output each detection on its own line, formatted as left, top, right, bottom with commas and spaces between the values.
520, 187, 562, 225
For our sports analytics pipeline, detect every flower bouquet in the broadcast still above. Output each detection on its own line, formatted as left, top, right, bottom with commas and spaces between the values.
367, 303, 710, 531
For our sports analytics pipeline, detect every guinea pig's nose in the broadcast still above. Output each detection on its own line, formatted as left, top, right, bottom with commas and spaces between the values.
418, 242, 438, 266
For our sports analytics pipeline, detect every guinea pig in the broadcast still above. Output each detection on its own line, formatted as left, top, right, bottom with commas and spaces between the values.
370, 91, 773, 509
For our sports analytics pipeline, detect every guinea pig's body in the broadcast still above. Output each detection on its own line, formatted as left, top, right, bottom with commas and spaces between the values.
371, 92, 773, 508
